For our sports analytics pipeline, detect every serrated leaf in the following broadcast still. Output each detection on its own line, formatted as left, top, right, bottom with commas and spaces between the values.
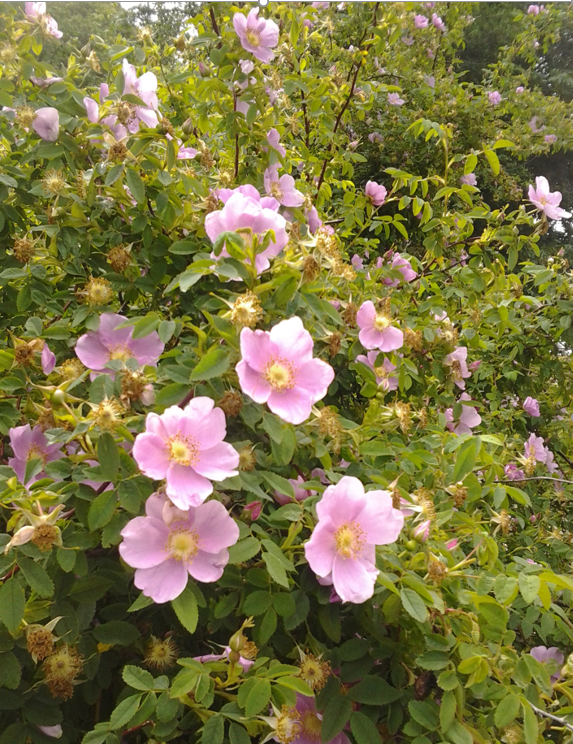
190, 349, 230, 381
123, 665, 156, 691
245, 679, 272, 717
132, 313, 160, 340
94, 621, 141, 646
201, 714, 224, 744
18, 557, 54, 597
400, 588, 428, 623
229, 723, 251, 744
494, 694, 520, 728
0, 579, 25, 634
97, 433, 119, 481
171, 588, 198, 633
452, 438, 479, 483
0, 651, 21, 689
88, 489, 116, 531
263, 552, 289, 588
350, 711, 382, 744
228, 536, 261, 564
518, 573, 540, 604
126, 167, 146, 204
349, 676, 402, 704
109, 693, 142, 730
322, 696, 353, 743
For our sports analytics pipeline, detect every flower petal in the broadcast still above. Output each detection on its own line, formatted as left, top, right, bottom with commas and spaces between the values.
332, 554, 378, 603
305, 519, 336, 577
133, 433, 170, 479
193, 500, 240, 552
188, 548, 229, 583
193, 442, 239, 481
119, 517, 168, 568
134, 560, 188, 603
165, 464, 213, 509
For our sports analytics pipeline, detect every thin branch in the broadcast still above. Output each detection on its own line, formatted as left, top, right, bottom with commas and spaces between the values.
556, 450, 573, 471
121, 720, 154, 741
234, 133, 240, 181
209, 7, 220, 37
499, 476, 573, 486
528, 703, 573, 733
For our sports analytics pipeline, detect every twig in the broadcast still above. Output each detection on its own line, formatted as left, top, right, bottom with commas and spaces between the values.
209, 7, 220, 37
528, 702, 573, 733
121, 720, 154, 741
499, 476, 573, 486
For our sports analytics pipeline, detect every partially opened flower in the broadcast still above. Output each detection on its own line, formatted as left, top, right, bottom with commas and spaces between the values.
236, 317, 334, 425
355, 351, 398, 391
528, 176, 572, 220
120, 60, 159, 132
83, 97, 99, 124
119, 492, 239, 603
32, 108, 59, 142
445, 393, 481, 435
383, 253, 417, 286
530, 646, 564, 683
75, 313, 164, 374
504, 463, 525, 481
41, 343, 56, 375
133, 398, 240, 509
461, 173, 477, 186
432, 13, 446, 31
264, 164, 304, 207
523, 397, 540, 417
357, 300, 403, 352
37, 725, 63, 739
267, 128, 286, 157
305, 476, 404, 603
8, 425, 64, 485
306, 206, 322, 234
365, 181, 387, 206
233, 8, 280, 63
195, 645, 255, 673
274, 476, 316, 506
444, 347, 471, 390
25, 3, 63, 38
414, 14, 429, 28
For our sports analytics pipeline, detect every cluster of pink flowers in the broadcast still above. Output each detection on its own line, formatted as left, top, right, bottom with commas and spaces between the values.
528, 177, 571, 220
233, 8, 279, 63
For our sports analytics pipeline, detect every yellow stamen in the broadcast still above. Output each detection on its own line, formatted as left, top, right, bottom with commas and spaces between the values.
334, 522, 366, 559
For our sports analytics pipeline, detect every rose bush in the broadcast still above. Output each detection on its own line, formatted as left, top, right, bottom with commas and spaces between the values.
1, 3, 573, 744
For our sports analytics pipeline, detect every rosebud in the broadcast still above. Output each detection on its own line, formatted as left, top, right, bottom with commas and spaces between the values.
182, 117, 194, 135
243, 501, 262, 521
229, 630, 246, 653
413, 519, 431, 542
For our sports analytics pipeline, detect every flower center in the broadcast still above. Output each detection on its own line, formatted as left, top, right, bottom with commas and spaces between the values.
246, 29, 261, 47
373, 313, 390, 331
263, 358, 296, 392
374, 364, 389, 379
450, 360, 463, 381
167, 524, 200, 562
334, 521, 366, 559
109, 344, 133, 362
301, 711, 322, 743
270, 182, 284, 201
275, 706, 301, 744
27, 445, 46, 463
167, 435, 200, 467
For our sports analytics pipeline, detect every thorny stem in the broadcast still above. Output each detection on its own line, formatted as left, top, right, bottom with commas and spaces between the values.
528, 703, 573, 734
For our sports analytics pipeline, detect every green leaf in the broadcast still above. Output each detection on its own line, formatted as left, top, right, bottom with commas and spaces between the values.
322, 696, 353, 743
243, 590, 273, 616
258, 608, 277, 646
132, 313, 160, 339
155, 383, 191, 408
18, 557, 54, 597
437, 670, 459, 691
0, 579, 25, 634
158, 320, 176, 344
261, 472, 295, 500
408, 700, 439, 731
263, 552, 289, 588
440, 690, 456, 732
171, 588, 198, 633
245, 679, 272, 717
276, 676, 315, 696
416, 651, 451, 670
201, 714, 225, 744
400, 588, 429, 623
229, 723, 251, 744
171, 668, 200, 697
94, 621, 141, 646
105, 163, 124, 186
190, 349, 231, 381
522, 702, 538, 744
350, 711, 383, 744
128, 593, 154, 612
88, 489, 116, 531
97, 433, 120, 481
228, 536, 261, 564
349, 676, 403, 705
484, 149, 501, 176
123, 665, 156, 691
518, 573, 540, 604
494, 694, 520, 728
452, 438, 479, 483
445, 720, 473, 744
0, 651, 21, 689
169, 239, 196, 255
126, 167, 146, 204
109, 693, 142, 730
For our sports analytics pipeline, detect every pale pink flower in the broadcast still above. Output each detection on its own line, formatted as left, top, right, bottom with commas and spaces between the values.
445, 393, 481, 435
239, 59, 255, 74
432, 13, 446, 31
425, 75, 436, 88
528, 176, 571, 220
75, 313, 164, 374
8, 425, 64, 485
460, 173, 477, 186
357, 301, 403, 352
444, 346, 471, 390
306, 206, 322, 234
121, 60, 159, 132
368, 132, 383, 144
388, 93, 405, 106
545, 134, 557, 144
414, 15, 429, 28
32, 107, 59, 141
205, 189, 288, 274
402, 36, 414, 46
365, 180, 387, 206
267, 128, 286, 157
312, 1, 330, 7
304, 476, 404, 603
195, 646, 254, 672
524, 433, 546, 462
233, 8, 279, 64
236, 317, 334, 425
133, 398, 239, 510
274, 475, 316, 506
505, 463, 525, 481
119, 492, 239, 603
523, 397, 540, 417
356, 352, 398, 391
413, 519, 430, 541
83, 97, 99, 124
25, 3, 63, 38
468, 359, 481, 371
25, 2, 44, 18
488, 91, 502, 105
243, 501, 262, 520
516, 86, 525, 93
529, 116, 545, 133
527, 4, 540, 14
383, 253, 417, 286
264, 163, 304, 207
271, 694, 349, 744
530, 646, 564, 683
41, 343, 56, 375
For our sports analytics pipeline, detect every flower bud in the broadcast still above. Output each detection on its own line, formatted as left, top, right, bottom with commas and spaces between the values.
182, 117, 194, 135
229, 630, 246, 653
412, 519, 431, 543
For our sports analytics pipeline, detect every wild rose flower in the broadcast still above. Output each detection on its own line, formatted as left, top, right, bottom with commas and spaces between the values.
488, 91, 502, 105
402, 37, 414, 46
205, 190, 288, 274
274, 476, 316, 506
524, 433, 547, 462
267, 128, 286, 157
505, 463, 525, 481
37, 725, 63, 739
25, 3, 63, 38
528, 176, 571, 220
545, 134, 557, 144
523, 397, 540, 417
432, 13, 446, 31
445, 393, 481, 435
239, 59, 255, 75
243, 501, 262, 520
383, 253, 417, 286
460, 173, 477, 186
356, 351, 398, 391
195, 646, 255, 673
262, 694, 349, 744
8, 425, 64, 485
414, 15, 429, 28
236, 317, 334, 425
304, 476, 404, 603
388, 93, 405, 106
425, 75, 436, 88
444, 347, 471, 390
233, 8, 279, 64
530, 646, 564, 683
133, 398, 240, 510
365, 181, 387, 206
368, 132, 383, 144
306, 206, 322, 234
75, 313, 164, 374
527, 4, 540, 14
413, 519, 431, 542
32, 107, 59, 142
516, 86, 525, 93
121, 60, 159, 132
357, 301, 403, 352
119, 492, 239, 603
41, 343, 56, 375
446, 538, 458, 550
264, 164, 304, 207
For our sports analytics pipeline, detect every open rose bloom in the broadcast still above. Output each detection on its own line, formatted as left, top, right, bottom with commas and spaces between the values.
528, 176, 572, 220
356, 351, 398, 391
357, 300, 403, 352
233, 8, 280, 63
121, 59, 160, 132
237, 317, 334, 425
305, 476, 404, 603
9, 425, 64, 485
119, 493, 239, 603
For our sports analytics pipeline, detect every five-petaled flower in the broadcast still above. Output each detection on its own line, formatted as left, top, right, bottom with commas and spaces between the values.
233, 8, 280, 63
264, 163, 305, 207
528, 176, 572, 220
8, 425, 64, 486
356, 300, 403, 352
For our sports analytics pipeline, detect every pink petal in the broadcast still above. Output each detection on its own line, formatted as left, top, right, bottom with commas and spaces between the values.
239, 327, 273, 372
119, 517, 168, 568
269, 317, 314, 364
193, 442, 239, 480
188, 548, 229, 582
127, 333, 164, 366
267, 387, 313, 425
75, 332, 110, 370
165, 464, 213, 509
41, 344, 56, 374
358, 326, 386, 350
316, 476, 367, 524
356, 492, 404, 545
134, 560, 188, 603
10, 424, 34, 460
356, 300, 377, 328
236, 360, 271, 403
133, 433, 170, 479
332, 554, 378, 603
145, 492, 167, 519
296, 359, 335, 400
193, 500, 240, 552
378, 327, 404, 352
305, 519, 337, 576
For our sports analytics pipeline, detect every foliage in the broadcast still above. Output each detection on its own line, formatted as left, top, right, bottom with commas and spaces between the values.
1, 3, 573, 744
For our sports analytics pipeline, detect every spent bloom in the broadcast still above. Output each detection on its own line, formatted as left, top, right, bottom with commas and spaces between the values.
236, 317, 334, 425
365, 181, 387, 206
414, 14, 429, 28
530, 646, 564, 683
444, 347, 471, 390
274, 476, 316, 506
445, 393, 481, 435
523, 396, 540, 417
32, 107, 59, 142
388, 92, 405, 106
133, 398, 240, 510
383, 253, 417, 286
8, 425, 64, 485
528, 177, 571, 220
233, 8, 280, 63
264, 164, 304, 207
488, 91, 502, 105
357, 300, 403, 353
504, 463, 525, 481
75, 313, 164, 375
305, 476, 404, 603
460, 173, 477, 186
356, 351, 398, 391
119, 492, 239, 603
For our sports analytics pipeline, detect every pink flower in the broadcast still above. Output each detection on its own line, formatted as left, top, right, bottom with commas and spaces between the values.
304, 476, 404, 603
275, 475, 316, 506
505, 463, 525, 481
414, 15, 429, 28
446, 538, 458, 550
306, 206, 322, 234
312, 1, 330, 7
527, 4, 540, 14
83, 97, 99, 124
402, 36, 414, 46
133, 398, 239, 510
388, 93, 405, 106
243, 501, 262, 520
516, 86, 525, 93
195, 646, 254, 672
530, 646, 564, 683
233, 8, 279, 64
25, 3, 63, 38
8, 425, 64, 485
365, 181, 387, 206
468, 359, 482, 372
264, 164, 304, 207
413, 519, 430, 542
460, 173, 477, 186
356, 352, 398, 391
239, 59, 255, 75
351, 254, 364, 270
32, 107, 59, 142
444, 347, 471, 390
267, 128, 286, 157
445, 393, 481, 435
425, 75, 436, 88
524, 433, 547, 462
37, 726, 63, 739
432, 13, 446, 31
75, 313, 164, 375
523, 397, 540, 417
545, 134, 557, 144
488, 91, 502, 105
121, 60, 159, 132
206, 190, 288, 274
528, 176, 571, 220
236, 317, 334, 425
25, 2, 44, 18
119, 492, 239, 603
41, 343, 56, 375
383, 253, 417, 286
368, 132, 383, 144
529, 116, 545, 133
357, 301, 403, 352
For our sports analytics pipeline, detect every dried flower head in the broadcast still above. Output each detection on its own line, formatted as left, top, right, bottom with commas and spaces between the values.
231, 292, 263, 328
331, 257, 356, 281
404, 328, 424, 353
428, 558, 448, 583
83, 277, 114, 306
502, 726, 522, 744
452, 484, 467, 507
37, 405, 56, 431
107, 245, 131, 272
32, 523, 60, 552
43, 645, 83, 700
90, 397, 123, 431
42, 169, 66, 195
218, 391, 243, 417
120, 370, 146, 403
87, 50, 101, 72
418, 407, 428, 429
109, 142, 128, 162
441, 322, 458, 347
145, 636, 178, 670
316, 229, 339, 257
303, 256, 320, 283
238, 446, 257, 471
298, 652, 331, 691
16, 105, 36, 129
14, 343, 35, 367
60, 358, 84, 380
26, 618, 62, 662
395, 401, 412, 434
328, 332, 341, 357
342, 302, 358, 328
414, 488, 436, 521
13, 237, 35, 263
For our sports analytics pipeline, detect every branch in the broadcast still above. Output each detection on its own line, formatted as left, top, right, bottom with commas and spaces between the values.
121, 720, 154, 741
528, 703, 573, 733
209, 7, 220, 37
499, 476, 573, 486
